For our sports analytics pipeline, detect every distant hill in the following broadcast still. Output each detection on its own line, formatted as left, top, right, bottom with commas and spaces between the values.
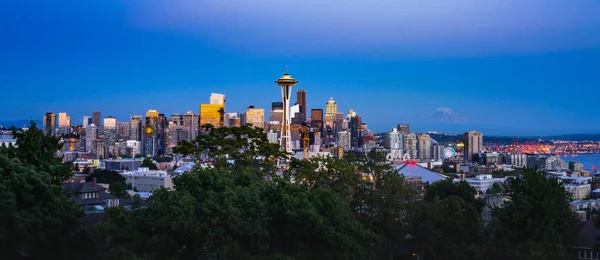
0, 120, 42, 129
540, 134, 600, 142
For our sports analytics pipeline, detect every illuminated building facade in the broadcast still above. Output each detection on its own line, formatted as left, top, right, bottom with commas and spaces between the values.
43, 112, 56, 136
243, 106, 265, 128
143, 110, 159, 156
199, 104, 225, 128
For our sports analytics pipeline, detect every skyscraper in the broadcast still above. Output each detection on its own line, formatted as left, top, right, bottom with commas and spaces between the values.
227, 113, 241, 127
349, 114, 362, 151
290, 104, 302, 125
157, 114, 167, 156
243, 106, 265, 128
58, 112, 70, 128
417, 134, 432, 161
130, 115, 143, 142
183, 111, 198, 141
104, 116, 116, 129
199, 104, 225, 127
210, 93, 226, 105
325, 97, 337, 129
336, 130, 351, 151
311, 109, 324, 136
117, 122, 130, 140
296, 89, 307, 122
271, 102, 283, 111
143, 110, 159, 156
93, 111, 101, 127
85, 124, 97, 152
43, 112, 56, 136
82, 116, 91, 128
386, 128, 404, 160
397, 124, 409, 135
464, 131, 483, 163
403, 133, 417, 159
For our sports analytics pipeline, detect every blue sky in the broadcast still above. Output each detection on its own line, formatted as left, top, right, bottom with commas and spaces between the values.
1, 0, 599, 135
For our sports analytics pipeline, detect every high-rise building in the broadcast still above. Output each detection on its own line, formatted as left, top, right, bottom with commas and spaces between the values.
43, 112, 56, 136
290, 104, 301, 125
93, 111, 101, 127
296, 90, 307, 122
387, 128, 404, 150
85, 124, 97, 152
397, 124, 409, 135
167, 118, 187, 155
117, 122, 130, 140
157, 114, 167, 156
143, 110, 159, 156
243, 106, 265, 128
58, 112, 70, 128
417, 134, 432, 161
199, 104, 225, 128
183, 111, 198, 141
311, 109, 324, 136
210, 93, 226, 105
130, 115, 143, 142
325, 97, 337, 130
272, 102, 283, 111
403, 133, 417, 160
267, 130, 279, 144
83, 116, 91, 128
349, 114, 362, 151
227, 113, 241, 127
464, 131, 483, 163
336, 130, 351, 151
104, 116, 116, 129
275, 70, 298, 153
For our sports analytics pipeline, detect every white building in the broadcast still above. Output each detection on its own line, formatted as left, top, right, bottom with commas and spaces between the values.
0, 134, 16, 147
459, 174, 506, 193
210, 93, 226, 105
336, 131, 351, 151
58, 112, 71, 128
103, 116, 116, 130
85, 124, 97, 152
267, 130, 279, 144
121, 167, 174, 193
83, 116, 91, 128
387, 128, 403, 150
505, 153, 527, 167
565, 183, 592, 201
126, 140, 141, 157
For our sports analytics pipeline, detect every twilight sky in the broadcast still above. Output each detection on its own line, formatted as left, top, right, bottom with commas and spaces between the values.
1, 0, 599, 135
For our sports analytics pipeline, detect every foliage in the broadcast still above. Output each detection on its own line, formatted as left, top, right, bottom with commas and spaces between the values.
9, 122, 73, 183
173, 124, 286, 175
486, 182, 504, 194
425, 179, 484, 213
152, 155, 172, 163
487, 168, 576, 260
141, 158, 158, 170
0, 122, 86, 259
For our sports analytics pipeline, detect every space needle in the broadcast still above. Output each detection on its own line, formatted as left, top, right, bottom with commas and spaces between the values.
275, 67, 297, 153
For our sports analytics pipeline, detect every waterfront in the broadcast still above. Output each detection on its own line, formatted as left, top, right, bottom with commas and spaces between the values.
560, 154, 600, 170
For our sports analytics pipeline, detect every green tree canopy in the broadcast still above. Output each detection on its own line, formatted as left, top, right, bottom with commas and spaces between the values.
141, 158, 158, 170
487, 168, 576, 260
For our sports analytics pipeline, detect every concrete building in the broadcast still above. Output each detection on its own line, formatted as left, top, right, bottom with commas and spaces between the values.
43, 112, 56, 136
431, 143, 444, 162
505, 153, 527, 167
117, 122, 130, 140
403, 133, 417, 160
464, 131, 483, 163
387, 128, 404, 150
337, 131, 351, 151
130, 115, 143, 142
570, 161, 585, 172
296, 89, 307, 122
566, 183, 592, 200
93, 111, 101, 127
85, 124, 97, 152
480, 152, 501, 166
82, 116, 91, 128
227, 113, 241, 127
58, 112, 71, 128
243, 106, 265, 128
459, 174, 506, 193
126, 140, 141, 156
104, 158, 143, 171
183, 111, 198, 141
397, 124, 409, 135
121, 167, 174, 193
267, 130, 279, 144
417, 134, 432, 161
210, 93, 226, 105
103, 116, 116, 129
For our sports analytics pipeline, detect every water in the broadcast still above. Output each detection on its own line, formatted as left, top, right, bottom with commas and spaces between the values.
560, 154, 600, 171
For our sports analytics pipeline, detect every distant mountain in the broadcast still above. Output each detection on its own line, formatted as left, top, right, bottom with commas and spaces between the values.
423, 107, 471, 124
540, 134, 600, 142
0, 120, 41, 129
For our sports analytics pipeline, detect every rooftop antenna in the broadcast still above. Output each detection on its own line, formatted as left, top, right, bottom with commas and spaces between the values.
285, 65, 289, 74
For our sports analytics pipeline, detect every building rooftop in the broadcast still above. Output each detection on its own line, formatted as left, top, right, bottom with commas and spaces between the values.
63, 181, 106, 194
396, 163, 448, 183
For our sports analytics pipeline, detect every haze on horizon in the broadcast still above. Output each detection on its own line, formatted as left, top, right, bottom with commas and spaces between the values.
1, 0, 599, 136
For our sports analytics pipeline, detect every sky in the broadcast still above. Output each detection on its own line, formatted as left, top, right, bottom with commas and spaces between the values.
1, 0, 599, 135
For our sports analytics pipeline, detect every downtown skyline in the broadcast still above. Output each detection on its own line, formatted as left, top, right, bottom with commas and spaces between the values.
1, 0, 600, 135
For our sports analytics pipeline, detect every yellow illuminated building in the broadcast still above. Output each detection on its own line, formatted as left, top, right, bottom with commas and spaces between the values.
244, 106, 265, 128
199, 104, 224, 127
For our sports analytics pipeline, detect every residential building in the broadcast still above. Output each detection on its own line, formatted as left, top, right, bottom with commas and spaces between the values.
460, 174, 506, 193
183, 111, 198, 141
126, 140, 141, 157
403, 133, 417, 160
337, 131, 351, 151
63, 180, 120, 210
505, 153, 527, 167
566, 183, 592, 200
464, 131, 483, 163
85, 124, 97, 152
397, 124, 409, 135
417, 133, 431, 161
43, 112, 56, 136
570, 161, 585, 172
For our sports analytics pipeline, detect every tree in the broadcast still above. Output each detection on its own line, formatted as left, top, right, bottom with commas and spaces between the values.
487, 168, 576, 260
425, 179, 484, 213
9, 122, 73, 183
409, 195, 485, 260
141, 158, 158, 170
0, 124, 85, 259
486, 182, 504, 194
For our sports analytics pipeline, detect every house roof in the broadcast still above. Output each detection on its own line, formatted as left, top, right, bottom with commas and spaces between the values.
396, 164, 448, 183
62, 182, 106, 194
